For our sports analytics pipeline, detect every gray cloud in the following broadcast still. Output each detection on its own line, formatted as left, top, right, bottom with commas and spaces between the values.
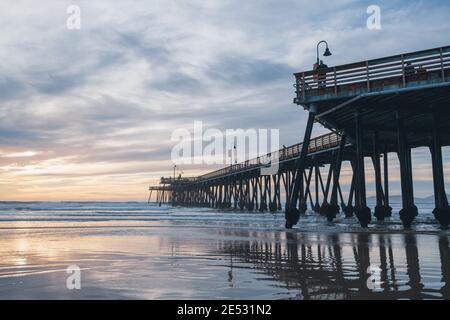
0, 77, 28, 101
0, 0, 449, 199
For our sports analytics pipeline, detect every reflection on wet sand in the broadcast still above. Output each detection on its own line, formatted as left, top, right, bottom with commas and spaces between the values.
217, 231, 450, 300
439, 236, 450, 299
1, 203, 449, 299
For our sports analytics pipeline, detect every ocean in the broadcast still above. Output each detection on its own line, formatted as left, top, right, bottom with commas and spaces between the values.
0, 200, 449, 299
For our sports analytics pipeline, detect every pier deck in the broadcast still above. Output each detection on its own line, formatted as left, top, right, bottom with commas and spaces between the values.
294, 46, 450, 150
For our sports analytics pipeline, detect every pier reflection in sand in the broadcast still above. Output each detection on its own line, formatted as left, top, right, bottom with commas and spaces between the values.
217, 231, 450, 300
0, 202, 449, 299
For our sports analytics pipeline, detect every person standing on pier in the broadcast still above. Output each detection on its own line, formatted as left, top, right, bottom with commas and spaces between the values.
313, 60, 328, 89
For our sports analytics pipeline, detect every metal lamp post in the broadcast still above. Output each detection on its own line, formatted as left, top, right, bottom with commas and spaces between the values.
316, 40, 332, 65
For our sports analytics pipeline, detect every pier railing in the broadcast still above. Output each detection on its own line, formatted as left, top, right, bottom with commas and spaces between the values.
294, 45, 450, 103
195, 132, 341, 182
160, 133, 340, 184
160, 176, 198, 185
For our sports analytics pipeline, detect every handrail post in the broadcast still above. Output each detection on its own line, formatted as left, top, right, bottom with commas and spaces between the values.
302, 72, 306, 101
365, 61, 370, 91
401, 54, 406, 87
333, 67, 337, 95
440, 47, 445, 82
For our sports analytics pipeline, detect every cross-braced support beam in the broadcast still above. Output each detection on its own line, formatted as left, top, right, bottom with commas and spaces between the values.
430, 114, 450, 228
327, 134, 347, 222
354, 112, 371, 227
396, 112, 418, 229
343, 161, 356, 218
285, 108, 316, 228
372, 131, 392, 221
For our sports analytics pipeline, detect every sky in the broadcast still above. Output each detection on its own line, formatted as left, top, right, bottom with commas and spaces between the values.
0, 0, 450, 201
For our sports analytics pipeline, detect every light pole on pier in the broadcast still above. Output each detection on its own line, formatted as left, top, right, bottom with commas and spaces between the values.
316, 40, 332, 65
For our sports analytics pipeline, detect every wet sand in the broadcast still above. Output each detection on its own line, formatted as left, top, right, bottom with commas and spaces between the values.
0, 202, 449, 299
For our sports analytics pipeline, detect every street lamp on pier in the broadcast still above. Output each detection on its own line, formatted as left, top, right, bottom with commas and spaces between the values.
316, 40, 332, 65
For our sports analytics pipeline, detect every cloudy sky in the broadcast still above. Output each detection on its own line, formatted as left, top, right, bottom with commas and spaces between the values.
0, 0, 449, 201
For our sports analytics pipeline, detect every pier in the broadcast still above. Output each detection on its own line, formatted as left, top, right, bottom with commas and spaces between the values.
150, 45, 450, 229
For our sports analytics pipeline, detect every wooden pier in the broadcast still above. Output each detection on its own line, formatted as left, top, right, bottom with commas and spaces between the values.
150, 45, 450, 229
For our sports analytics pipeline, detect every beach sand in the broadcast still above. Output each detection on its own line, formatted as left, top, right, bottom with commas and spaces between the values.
0, 201, 449, 299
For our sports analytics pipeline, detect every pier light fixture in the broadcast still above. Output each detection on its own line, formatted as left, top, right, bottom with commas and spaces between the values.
316, 40, 332, 64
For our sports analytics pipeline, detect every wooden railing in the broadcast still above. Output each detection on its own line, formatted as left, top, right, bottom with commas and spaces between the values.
160, 133, 340, 184
160, 177, 199, 184
195, 132, 341, 182
294, 46, 450, 103
149, 185, 172, 190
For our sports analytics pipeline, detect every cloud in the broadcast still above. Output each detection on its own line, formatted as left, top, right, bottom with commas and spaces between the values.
0, 151, 39, 158
0, 77, 28, 101
0, 0, 449, 200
